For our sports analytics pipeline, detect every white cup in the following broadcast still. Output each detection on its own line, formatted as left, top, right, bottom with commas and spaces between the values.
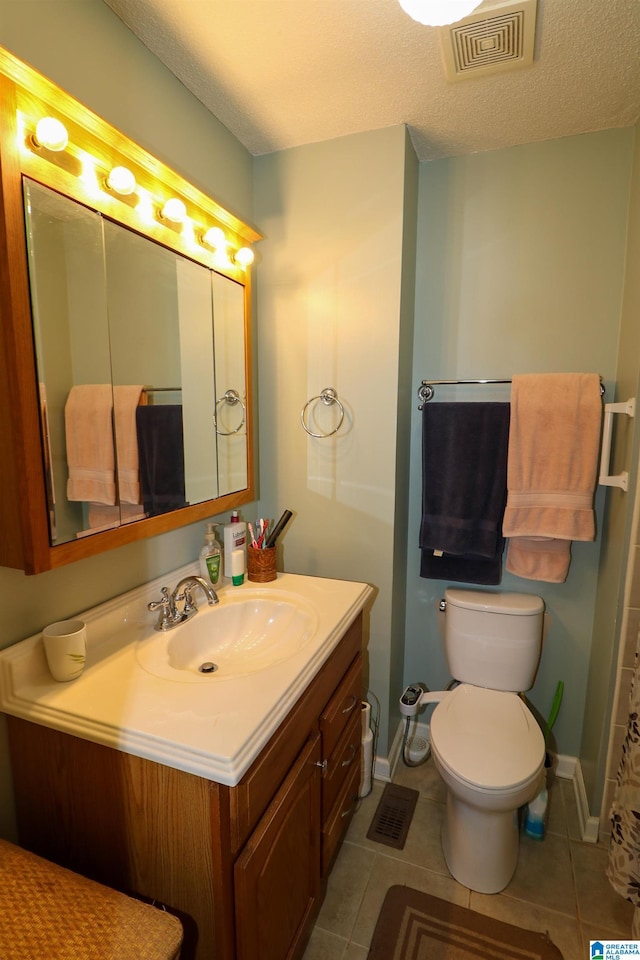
42, 619, 87, 682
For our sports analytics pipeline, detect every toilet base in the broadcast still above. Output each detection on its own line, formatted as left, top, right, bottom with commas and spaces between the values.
441, 792, 520, 894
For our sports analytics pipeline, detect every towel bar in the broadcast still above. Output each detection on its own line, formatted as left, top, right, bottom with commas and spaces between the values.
599, 398, 636, 491
417, 377, 605, 408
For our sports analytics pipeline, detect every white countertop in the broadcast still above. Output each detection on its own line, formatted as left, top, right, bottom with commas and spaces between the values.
0, 564, 372, 786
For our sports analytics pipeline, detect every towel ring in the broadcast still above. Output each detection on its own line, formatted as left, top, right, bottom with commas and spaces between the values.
213, 389, 246, 436
301, 387, 345, 438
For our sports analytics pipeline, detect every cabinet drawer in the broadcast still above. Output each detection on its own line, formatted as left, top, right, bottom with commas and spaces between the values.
321, 760, 360, 877
322, 709, 361, 820
320, 655, 361, 760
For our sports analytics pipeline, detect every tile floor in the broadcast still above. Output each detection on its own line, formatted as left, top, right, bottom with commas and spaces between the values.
303, 756, 635, 959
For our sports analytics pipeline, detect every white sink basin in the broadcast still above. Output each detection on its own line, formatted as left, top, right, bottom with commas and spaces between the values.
135, 589, 318, 682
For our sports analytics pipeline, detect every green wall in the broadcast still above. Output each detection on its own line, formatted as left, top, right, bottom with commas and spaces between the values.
405, 129, 634, 758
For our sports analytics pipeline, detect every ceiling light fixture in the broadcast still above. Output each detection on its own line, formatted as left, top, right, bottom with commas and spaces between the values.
398, 0, 482, 26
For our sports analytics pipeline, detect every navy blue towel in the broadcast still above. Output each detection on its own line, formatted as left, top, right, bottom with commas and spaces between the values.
136, 405, 187, 516
420, 402, 510, 585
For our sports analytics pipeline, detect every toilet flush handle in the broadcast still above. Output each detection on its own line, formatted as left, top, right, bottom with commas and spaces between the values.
439, 599, 447, 612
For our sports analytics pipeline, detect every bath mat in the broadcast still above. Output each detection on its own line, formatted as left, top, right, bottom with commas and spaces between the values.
366, 783, 419, 850
369, 886, 564, 960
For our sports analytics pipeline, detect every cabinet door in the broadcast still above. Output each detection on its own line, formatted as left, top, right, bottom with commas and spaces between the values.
234, 733, 321, 960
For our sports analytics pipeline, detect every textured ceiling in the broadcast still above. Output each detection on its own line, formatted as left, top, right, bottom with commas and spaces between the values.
103, 0, 640, 162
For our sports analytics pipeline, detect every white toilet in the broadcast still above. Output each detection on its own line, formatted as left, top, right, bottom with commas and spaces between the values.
428, 587, 546, 895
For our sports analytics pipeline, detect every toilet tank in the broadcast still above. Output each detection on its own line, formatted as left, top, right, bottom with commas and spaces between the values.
444, 588, 544, 692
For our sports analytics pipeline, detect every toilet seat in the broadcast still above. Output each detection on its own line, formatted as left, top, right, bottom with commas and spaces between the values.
430, 683, 544, 792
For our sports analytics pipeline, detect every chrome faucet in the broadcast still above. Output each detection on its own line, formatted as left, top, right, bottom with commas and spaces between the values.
148, 575, 219, 631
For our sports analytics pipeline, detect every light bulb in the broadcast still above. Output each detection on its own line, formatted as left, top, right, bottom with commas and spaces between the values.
234, 247, 254, 268
107, 166, 136, 196
397, 0, 482, 26
203, 226, 226, 249
161, 197, 187, 223
33, 117, 68, 152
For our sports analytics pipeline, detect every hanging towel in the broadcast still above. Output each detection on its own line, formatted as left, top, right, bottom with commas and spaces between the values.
136, 405, 187, 516
65, 385, 116, 505
502, 373, 602, 583
113, 385, 144, 504
420, 402, 510, 585
85, 503, 147, 534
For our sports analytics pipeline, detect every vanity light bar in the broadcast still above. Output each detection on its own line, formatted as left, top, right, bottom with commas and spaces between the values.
25, 113, 256, 270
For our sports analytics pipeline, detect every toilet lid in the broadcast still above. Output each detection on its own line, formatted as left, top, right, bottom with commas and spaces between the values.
430, 684, 544, 791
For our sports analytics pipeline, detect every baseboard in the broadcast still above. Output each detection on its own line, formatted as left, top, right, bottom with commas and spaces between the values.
375, 724, 600, 843
373, 718, 405, 782
570, 755, 600, 843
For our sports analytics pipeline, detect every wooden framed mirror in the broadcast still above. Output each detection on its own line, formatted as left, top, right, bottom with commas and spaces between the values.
0, 48, 260, 574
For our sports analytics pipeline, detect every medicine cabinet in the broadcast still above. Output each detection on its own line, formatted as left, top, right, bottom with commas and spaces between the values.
0, 48, 260, 574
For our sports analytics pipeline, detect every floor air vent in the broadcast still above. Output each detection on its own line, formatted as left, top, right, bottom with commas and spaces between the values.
440, 0, 537, 81
366, 783, 419, 850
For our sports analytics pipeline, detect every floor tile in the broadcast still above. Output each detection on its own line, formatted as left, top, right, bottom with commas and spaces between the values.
343, 944, 368, 960
394, 754, 446, 802
301, 927, 347, 960
315, 841, 375, 939
349, 851, 470, 948
571, 839, 634, 935
470, 890, 583, 960
506, 830, 577, 916
310, 764, 636, 958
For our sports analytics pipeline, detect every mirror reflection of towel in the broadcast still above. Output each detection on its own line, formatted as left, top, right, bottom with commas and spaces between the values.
420, 402, 510, 585
136, 405, 187, 516
65, 385, 116, 504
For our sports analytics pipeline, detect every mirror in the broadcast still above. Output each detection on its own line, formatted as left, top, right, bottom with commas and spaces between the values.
24, 178, 248, 547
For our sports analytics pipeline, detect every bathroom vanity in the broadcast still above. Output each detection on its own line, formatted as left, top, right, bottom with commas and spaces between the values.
0, 569, 372, 960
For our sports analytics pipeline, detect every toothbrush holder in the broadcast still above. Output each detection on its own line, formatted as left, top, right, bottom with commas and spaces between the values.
247, 546, 277, 583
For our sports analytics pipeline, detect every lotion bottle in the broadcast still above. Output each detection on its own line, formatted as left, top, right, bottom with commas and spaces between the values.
224, 511, 247, 578
199, 523, 222, 586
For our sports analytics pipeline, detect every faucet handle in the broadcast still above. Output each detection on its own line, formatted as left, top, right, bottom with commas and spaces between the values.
148, 587, 174, 631
180, 586, 198, 616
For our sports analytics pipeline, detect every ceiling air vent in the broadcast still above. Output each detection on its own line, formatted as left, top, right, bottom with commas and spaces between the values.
440, 0, 537, 81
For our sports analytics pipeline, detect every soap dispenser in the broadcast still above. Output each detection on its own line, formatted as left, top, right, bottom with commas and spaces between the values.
199, 523, 222, 586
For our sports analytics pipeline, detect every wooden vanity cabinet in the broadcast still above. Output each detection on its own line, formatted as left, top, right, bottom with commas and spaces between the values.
7, 614, 363, 960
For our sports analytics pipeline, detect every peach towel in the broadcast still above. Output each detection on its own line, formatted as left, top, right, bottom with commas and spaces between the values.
502, 373, 602, 583
65, 384, 143, 513
65, 385, 116, 505
113, 385, 143, 504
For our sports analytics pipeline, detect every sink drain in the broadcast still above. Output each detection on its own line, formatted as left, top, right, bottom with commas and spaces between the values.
199, 661, 218, 674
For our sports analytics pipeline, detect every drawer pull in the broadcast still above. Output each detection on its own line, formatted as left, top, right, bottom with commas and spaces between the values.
340, 794, 359, 818
342, 695, 358, 715
314, 759, 328, 774
341, 743, 358, 768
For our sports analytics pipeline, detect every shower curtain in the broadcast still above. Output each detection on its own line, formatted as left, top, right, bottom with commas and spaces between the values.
608, 626, 640, 936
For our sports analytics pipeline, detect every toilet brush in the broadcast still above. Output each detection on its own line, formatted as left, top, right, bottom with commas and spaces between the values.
524, 681, 564, 840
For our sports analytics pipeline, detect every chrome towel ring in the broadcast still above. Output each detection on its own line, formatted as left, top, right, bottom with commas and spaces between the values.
213, 389, 246, 435
301, 387, 345, 438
